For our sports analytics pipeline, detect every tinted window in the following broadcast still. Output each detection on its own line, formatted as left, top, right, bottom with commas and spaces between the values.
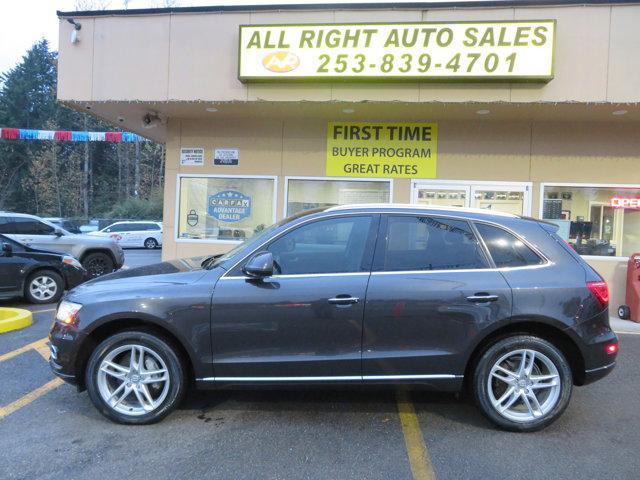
0, 217, 12, 234
106, 224, 126, 233
13, 217, 54, 235
265, 216, 373, 275
146, 223, 161, 231
378, 216, 488, 271
475, 223, 543, 268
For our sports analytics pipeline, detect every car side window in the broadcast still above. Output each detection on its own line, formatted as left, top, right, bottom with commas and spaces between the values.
377, 216, 489, 271
147, 223, 161, 231
107, 224, 124, 233
0, 217, 13, 234
475, 223, 543, 268
258, 216, 374, 275
13, 218, 55, 235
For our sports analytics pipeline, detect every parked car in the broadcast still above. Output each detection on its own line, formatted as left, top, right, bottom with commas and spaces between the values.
0, 212, 125, 278
44, 217, 82, 234
0, 234, 86, 304
49, 205, 617, 431
88, 221, 163, 249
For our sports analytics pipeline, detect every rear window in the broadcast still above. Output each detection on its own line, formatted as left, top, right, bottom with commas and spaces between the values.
475, 223, 543, 268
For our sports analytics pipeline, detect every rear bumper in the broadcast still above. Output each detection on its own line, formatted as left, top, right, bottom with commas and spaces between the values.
583, 361, 616, 385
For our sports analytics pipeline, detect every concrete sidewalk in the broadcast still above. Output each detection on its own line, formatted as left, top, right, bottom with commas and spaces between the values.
611, 317, 640, 334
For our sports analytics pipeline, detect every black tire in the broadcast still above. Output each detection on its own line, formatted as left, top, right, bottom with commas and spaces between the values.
472, 335, 572, 432
82, 252, 114, 278
144, 238, 158, 249
24, 269, 64, 304
85, 330, 186, 425
618, 305, 631, 320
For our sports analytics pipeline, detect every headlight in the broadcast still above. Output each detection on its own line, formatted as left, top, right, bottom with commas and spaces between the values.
62, 256, 83, 270
55, 301, 82, 326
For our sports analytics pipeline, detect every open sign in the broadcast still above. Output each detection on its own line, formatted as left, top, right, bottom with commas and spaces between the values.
610, 197, 640, 209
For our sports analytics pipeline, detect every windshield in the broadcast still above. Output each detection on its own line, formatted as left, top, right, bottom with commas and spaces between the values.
203, 208, 327, 269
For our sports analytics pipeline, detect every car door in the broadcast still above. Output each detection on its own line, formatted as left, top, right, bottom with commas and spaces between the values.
126, 223, 146, 247
210, 214, 379, 379
8, 218, 70, 254
0, 238, 28, 294
362, 214, 512, 380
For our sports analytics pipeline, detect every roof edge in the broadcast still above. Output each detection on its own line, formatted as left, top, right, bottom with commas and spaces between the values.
57, 0, 640, 18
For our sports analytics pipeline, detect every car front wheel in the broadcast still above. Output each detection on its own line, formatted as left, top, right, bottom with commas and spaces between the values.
144, 238, 158, 249
24, 270, 64, 304
472, 335, 572, 432
85, 331, 186, 424
82, 252, 114, 278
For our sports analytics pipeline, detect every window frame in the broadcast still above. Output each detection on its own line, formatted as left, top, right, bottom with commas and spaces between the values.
283, 176, 393, 218
372, 214, 493, 273
473, 220, 546, 270
539, 181, 640, 261
175, 173, 278, 245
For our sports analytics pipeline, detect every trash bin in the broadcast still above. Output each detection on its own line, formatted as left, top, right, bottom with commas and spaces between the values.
618, 253, 640, 322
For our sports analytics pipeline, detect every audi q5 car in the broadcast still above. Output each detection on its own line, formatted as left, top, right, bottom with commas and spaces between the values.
49, 205, 617, 431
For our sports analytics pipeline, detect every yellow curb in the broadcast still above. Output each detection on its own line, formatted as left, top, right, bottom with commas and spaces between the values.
0, 308, 33, 334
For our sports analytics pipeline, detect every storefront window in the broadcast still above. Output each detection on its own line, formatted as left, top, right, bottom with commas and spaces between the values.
541, 184, 640, 257
177, 176, 275, 241
286, 178, 391, 216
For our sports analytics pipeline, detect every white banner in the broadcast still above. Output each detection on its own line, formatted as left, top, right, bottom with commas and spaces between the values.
239, 21, 555, 82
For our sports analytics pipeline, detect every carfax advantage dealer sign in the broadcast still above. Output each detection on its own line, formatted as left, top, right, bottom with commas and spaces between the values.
326, 123, 438, 178
238, 21, 555, 82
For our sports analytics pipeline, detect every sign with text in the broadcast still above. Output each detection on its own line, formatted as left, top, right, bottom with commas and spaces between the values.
239, 21, 555, 82
214, 148, 239, 166
326, 122, 437, 178
208, 190, 252, 222
180, 147, 204, 166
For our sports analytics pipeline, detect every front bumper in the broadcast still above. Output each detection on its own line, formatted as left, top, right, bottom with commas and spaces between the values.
48, 320, 88, 388
113, 246, 125, 269
62, 264, 87, 290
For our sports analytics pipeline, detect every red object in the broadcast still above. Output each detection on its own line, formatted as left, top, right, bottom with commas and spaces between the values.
605, 343, 619, 355
54, 130, 72, 141
105, 131, 122, 142
624, 254, 640, 323
611, 197, 640, 209
1, 128, 19, 139
587, 281, 609, 309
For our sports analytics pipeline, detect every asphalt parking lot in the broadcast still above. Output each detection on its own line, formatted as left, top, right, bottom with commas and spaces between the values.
1, 249, 640, 479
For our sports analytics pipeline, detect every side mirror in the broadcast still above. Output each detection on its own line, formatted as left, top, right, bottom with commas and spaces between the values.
242, 251, 274, 278
2, 242, 13, 257
54, 228, 64, 237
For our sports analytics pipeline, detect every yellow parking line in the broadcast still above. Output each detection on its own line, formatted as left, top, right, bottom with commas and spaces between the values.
0, 378, 63, 420
396, 390, 436, 480
0, 337, 48, 363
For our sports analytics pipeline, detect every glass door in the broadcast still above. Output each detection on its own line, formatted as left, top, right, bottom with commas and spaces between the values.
470, 184, 530, 216
412, 183, 470, 208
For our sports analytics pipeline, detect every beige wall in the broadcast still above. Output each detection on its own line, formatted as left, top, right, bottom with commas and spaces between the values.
58, 4, 640, 104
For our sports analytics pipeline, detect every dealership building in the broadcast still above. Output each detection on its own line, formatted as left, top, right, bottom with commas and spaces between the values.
57, 1, 640, 308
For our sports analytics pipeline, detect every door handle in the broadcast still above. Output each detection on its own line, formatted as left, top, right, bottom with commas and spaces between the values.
466, 294, 499, 303
328, 296, 360, 305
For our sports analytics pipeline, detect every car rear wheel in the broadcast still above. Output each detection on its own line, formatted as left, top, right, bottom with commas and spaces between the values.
85, 331, 186, 424
144, 238, 158, 249
24, 270, 64, 304
472, 335, 572, 432
82, 252, 114, 278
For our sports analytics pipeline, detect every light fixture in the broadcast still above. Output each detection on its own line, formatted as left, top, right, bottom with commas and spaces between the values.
117, 116, 125, 123
205, 107, 218, 112
67, 18, 81, 44
476, 109, 491, 115
342, 108, 355, 114
612, 109, 628, 116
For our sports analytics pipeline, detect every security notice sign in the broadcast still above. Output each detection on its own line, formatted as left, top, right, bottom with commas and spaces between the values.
180, 147, 204, 166
239, 21, 555, 82
326, 122, 437, 178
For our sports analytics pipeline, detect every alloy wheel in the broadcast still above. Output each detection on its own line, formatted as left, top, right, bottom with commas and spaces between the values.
487, 349, 561, 423
29, 276, 58, 301
97, 344, 171, 416
86, 258, 108, 277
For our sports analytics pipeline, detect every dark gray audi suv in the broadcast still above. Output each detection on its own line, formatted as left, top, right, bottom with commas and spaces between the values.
49, 205, 618, 431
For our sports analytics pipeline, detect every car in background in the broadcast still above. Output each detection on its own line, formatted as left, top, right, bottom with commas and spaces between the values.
0, 212, 125, 278
44, 217, 82, 234
0, 234, 87, 304
88, 221, 163, 249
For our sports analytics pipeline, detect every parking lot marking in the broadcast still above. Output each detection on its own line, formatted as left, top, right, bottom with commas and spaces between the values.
396, 390, 436, 480
0, 337, 48, 363
30, 308, 56, 314
0, 378, 63, 421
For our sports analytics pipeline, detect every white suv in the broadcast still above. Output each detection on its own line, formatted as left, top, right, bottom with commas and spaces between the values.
89, 221, 163, 249
0, 212, 125, 277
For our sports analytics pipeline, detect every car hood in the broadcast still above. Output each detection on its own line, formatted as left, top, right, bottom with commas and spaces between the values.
64, 233, 119, 247
69, 256, 209, 295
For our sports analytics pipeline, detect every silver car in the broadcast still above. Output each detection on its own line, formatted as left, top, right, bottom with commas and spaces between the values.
0, 212, 125, 278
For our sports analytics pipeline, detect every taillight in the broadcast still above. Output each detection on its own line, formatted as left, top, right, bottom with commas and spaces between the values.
605, 343, 619, 355
587, 281, 609, 309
